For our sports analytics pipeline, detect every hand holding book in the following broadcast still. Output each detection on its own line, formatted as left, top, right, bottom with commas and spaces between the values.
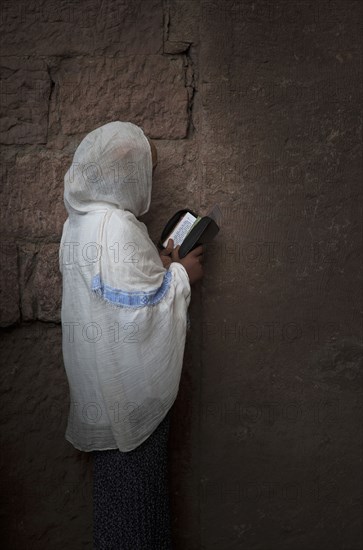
159, 237, 204, 285
162, 212, 202, 248
158, 204, 221, 259
158, 204, 221, 284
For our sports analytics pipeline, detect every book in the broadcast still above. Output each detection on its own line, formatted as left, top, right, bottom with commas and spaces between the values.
159, 204, 221, 258
162, 212, 202, 247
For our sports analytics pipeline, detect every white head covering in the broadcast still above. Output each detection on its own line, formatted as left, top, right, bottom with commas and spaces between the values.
59, 121, 191, 452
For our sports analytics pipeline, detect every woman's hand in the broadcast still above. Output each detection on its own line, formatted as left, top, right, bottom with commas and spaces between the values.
171, 243, 204, 285
159, 238, 175, 269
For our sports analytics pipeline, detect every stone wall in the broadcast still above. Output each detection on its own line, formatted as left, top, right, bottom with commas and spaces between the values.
1, 1, 362, 549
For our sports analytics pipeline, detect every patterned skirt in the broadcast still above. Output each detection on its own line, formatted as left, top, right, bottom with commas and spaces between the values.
92, 410, 172, 550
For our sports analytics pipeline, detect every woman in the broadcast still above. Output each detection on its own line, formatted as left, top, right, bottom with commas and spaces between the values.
59, 121, 204, 549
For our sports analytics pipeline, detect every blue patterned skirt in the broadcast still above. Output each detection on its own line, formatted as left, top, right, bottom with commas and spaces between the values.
93, 411, 172, 549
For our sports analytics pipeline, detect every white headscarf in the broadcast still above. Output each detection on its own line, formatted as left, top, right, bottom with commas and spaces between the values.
59, 121, 191, 452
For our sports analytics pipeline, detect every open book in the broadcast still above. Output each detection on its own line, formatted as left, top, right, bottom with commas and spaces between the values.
160, 204, 222, 252
162, 212, 202, 247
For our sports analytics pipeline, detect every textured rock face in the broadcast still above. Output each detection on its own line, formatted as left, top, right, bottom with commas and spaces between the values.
0, 1, 362, 549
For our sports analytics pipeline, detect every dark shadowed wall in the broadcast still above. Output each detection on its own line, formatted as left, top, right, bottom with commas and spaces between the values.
0, 1, 362, 549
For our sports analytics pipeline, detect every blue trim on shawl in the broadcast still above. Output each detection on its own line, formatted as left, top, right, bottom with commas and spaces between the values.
91, 270, 173, 308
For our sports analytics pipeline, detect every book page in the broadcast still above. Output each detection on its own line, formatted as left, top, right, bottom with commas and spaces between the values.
163, 212, 197, 247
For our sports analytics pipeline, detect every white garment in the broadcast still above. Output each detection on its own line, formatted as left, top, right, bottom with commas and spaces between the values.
59, 121, 191, 452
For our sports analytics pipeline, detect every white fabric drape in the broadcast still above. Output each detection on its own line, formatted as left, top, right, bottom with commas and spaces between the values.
59, 121, 191, 452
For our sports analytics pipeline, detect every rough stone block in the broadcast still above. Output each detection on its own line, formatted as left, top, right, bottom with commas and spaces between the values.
19, 243, 62, 322
0, 240, 20, 326
0, 323, 93, 548
0, 149, 69, 239
164, 0, 199, 53
0, 0, 163, 56
49, 55, 189, 141
0, 57, 51, 145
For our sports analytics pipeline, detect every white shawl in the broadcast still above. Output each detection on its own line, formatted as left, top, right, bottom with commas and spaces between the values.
59, 121, 191, 452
